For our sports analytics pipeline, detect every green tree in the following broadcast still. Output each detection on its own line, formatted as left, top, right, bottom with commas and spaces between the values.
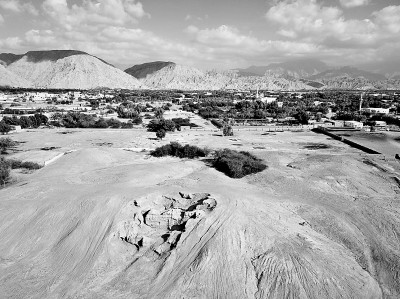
223, 125, 234, 136
154, 107, 164, 119
0, 121, 11, 135
0, 137, 17, 154
147, 118, 175, 132
156, 129, 166, 140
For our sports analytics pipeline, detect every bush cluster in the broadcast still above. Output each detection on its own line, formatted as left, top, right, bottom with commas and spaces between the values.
147, 118, 176, 132
150, 143, 267, 178
0, 137, 17, 154
212, 149, 267, 178
1, 114, 48, 129
51, 112, 138, 129
0, 158, 10, 185
0, 139, 43, 186
4, 159, 43, 170
150, 142, 209, 159
171, 118, 200, 130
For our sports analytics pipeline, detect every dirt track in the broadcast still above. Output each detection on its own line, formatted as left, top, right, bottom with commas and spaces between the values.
0, 129, 399, 298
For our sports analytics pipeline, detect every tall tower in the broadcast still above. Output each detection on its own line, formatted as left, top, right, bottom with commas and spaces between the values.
359, 93, 364, 112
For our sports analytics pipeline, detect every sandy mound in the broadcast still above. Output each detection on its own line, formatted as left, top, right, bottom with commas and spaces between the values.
0, 130, 399, 298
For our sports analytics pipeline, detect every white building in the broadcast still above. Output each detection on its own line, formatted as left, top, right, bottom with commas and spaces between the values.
361, 108, 390, 114
344, 121, 363, 129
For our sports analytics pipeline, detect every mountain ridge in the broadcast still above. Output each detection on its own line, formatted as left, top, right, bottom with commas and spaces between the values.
1, 50, 399, 90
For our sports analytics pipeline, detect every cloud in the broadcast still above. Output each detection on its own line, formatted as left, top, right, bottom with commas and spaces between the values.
0, 0, 38, 15
42, 0, 149, 30
184, 24, 320, 68
0, 13, 4, 24
339, 0, 369, 8
0, 36, 22, 48
373, 5, 400, 34
265, 0, 400, 48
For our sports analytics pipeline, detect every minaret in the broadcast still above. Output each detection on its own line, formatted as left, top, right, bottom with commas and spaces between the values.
359, 93, 363, 112
256, 87, 259, 99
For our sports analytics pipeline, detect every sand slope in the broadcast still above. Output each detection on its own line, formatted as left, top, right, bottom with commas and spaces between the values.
0, 129, 399, 298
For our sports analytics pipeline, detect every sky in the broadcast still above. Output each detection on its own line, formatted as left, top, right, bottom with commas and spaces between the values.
0, 0, 399, 72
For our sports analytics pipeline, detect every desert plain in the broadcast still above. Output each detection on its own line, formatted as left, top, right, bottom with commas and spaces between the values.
0, 124, 400, 298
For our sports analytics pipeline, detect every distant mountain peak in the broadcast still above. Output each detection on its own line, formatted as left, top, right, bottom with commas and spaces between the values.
0, 50, 113, 67
235, 58, 329, 78
308, 66, 386, 82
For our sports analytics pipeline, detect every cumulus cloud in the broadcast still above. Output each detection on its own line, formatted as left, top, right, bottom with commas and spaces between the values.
0, 36, 22, 49
0, 0, 38, 15
42, 0, 149, 30
265, 0, 399, 48
373, 5, 400, 34
339, 0, 369, 8
184, 24, 320, 68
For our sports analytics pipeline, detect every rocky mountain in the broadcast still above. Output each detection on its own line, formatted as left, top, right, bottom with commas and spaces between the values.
3, 50, 143, 89
126, 62, 318, 90
138, 64, 235, 90
1, 49, 399, 90
125, 61, 175, 79
308, 66, 386, 82
0, 53, 24, 67
0, 64, 32, 87
235, 58, 329, 78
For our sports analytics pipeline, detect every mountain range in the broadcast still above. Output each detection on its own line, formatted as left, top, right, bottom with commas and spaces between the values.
0, 50, 399, 90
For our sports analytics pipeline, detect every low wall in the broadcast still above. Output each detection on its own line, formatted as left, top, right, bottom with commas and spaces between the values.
312, 127, 381, 154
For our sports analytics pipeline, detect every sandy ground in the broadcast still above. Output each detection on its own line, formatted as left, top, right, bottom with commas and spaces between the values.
0, 127, 399, 298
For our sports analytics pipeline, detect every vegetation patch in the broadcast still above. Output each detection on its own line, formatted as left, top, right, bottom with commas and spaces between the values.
4, 159, 43, 170
150, 142, 209, 159
212, 149, 267, 178
41, 146, 60, 151
150, 143, 267, 178
303, 143, 331, 150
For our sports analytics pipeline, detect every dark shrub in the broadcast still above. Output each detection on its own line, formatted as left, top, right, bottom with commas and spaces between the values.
150, 142, 209, 159
121, 122, 134, 129
211, 119, 224, 129
5, 159, 42, 170
0, 137, 17, 154
156, 129, 166, 140
0, 121, 12, 134
107, 118, 121, 128
212, 149, 267, 178
0, 162, 10, 185
94, 118, 108, 128
147, 118, 176, 132
131, 116, 143, 125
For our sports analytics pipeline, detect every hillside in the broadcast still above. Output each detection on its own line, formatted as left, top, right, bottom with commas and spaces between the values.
0, 53, 24, 67
140, 64, 233, 90
236, 58, 329, 78
0, 64, 32, 87
125, 61, 176, 79
140, 63, 318, 90
308, 66, 386, 82
7, 52, 143, 89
